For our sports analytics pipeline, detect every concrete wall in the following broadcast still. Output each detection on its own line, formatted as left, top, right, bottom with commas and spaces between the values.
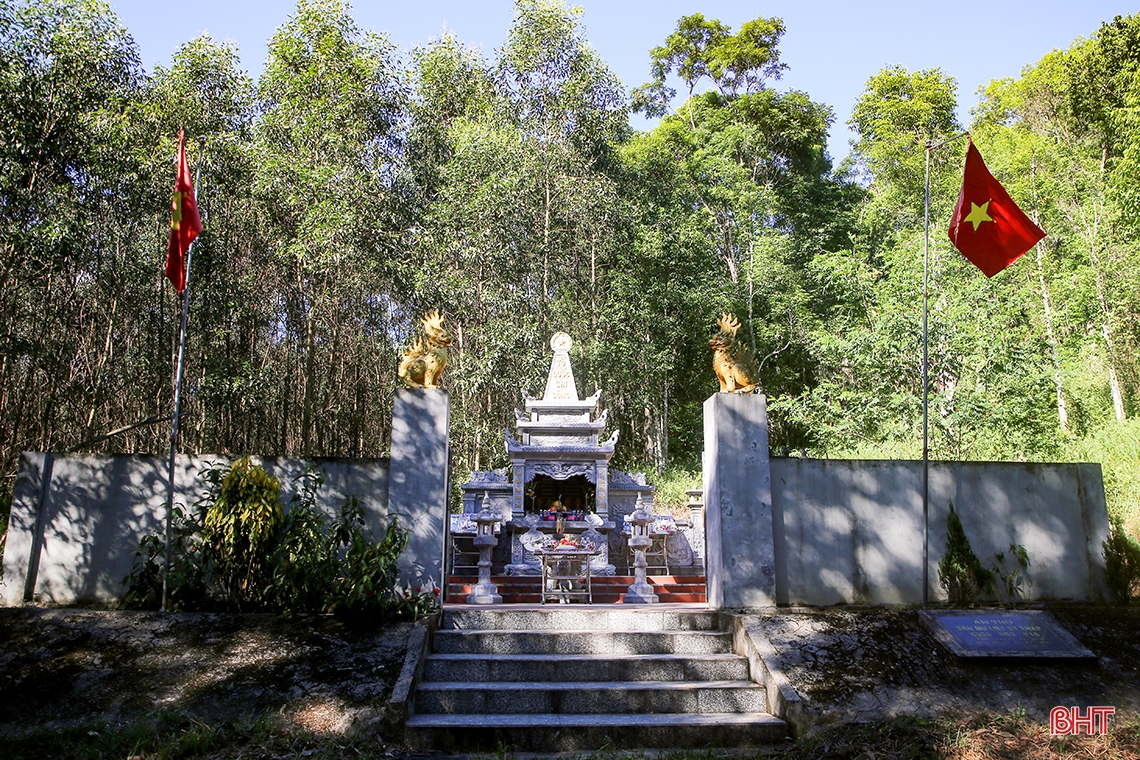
769, 457, 1112, 606
389, 388, 450, 595
1, 453, 389, 606
703, 393, 776, 608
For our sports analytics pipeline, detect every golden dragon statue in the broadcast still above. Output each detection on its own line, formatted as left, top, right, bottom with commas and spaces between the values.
710, 312, 760, 393
398, 310, 451, 389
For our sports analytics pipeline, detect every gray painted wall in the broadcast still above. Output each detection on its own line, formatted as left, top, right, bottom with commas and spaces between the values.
1, 453, 389, 606
769, 457, 1112, 606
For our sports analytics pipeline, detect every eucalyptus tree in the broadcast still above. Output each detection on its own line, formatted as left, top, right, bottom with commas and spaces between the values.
408, 0, 631, 474
138, 37, 266, 455
806, 64, 1071, 462
0, 0, 146, 472
967, 16, 1140, 430
254, 0, 408, 456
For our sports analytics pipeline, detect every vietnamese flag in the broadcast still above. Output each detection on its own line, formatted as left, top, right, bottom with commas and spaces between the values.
947, 140, 1045, 277
165, 129, 202, 292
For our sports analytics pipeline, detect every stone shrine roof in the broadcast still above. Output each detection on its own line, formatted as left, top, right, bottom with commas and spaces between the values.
506, 332, 618, 457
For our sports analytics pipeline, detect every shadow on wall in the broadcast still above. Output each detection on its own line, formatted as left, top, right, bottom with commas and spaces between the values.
0, 453, 391, 606
387, 388, 450, 596
770, 458, 1112, 606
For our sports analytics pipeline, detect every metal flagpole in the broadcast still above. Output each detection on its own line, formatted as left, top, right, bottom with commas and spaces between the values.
923, 139, 931, 607
162, 135, 206, 612
922, 130, 969, 607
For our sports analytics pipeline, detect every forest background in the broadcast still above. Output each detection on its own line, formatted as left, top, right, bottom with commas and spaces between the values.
1, 0, 1138, 542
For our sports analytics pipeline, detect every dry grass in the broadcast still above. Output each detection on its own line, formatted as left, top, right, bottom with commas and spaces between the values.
776, 712, 1140, 760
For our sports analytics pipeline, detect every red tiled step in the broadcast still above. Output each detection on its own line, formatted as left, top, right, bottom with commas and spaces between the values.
446, 575, 706, 604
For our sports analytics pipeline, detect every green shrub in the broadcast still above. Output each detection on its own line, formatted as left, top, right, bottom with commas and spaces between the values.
120, 500, 208, 611
202, 457, 283, 609
1104, 518, 1140, 604
991, 543, 1030, 604
123, 459, 435, 619
938, 502, 993, 606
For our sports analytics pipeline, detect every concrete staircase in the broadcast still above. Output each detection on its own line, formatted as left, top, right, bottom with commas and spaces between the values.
404, 607, 786, 751
446, 575, 707, 604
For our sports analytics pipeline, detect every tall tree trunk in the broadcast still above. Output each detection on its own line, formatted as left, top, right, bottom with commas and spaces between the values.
301, 303, 317, 455
1063, 147, 1126, 422
1034, 242, 1069, 432
1027, 161, 1069, 433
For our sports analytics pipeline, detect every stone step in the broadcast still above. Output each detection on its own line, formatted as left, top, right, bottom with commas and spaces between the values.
404, 712, 788, 752
441, 607, 718, 632
415, 679, 767, 715
423, 652, 749, 683
432, 628, 733, 655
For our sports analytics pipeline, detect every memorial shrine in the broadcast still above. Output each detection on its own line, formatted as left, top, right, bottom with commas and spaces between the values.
455, 332, 699, 586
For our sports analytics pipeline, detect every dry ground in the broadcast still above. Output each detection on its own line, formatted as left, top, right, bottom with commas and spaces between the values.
0, 604, 1137, 759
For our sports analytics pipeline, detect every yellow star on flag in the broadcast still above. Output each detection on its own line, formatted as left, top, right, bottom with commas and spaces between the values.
171, 191, 183, 229
963, 200, 993, 231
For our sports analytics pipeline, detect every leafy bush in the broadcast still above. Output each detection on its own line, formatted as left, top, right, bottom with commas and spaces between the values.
120, 500, 209, 611
123, 459, 436, 619
1104, 518, 1140, 604
991, 543, 1030, 604
202, 457, 283, 609
938, 502, 993, 606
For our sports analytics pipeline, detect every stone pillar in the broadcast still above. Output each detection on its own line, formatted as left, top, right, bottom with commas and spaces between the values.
389, 388, 450, 594
703, 393, 776, 608
511, 458, 526, 519
595, 462, 609, 519
686, 488, 705, 570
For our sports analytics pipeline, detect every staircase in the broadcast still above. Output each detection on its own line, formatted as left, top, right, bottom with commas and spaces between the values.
446, 575, 708, 604
404, 607, 786, 751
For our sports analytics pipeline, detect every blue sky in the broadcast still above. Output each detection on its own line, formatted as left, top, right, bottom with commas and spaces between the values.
107, 0, 1129, 163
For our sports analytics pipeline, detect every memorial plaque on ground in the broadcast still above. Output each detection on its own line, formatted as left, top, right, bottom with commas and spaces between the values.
920, 610, 1096, 660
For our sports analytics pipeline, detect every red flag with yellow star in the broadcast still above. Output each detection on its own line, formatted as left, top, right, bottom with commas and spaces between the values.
165, 129, 202, 293
947, 140, 1044, 277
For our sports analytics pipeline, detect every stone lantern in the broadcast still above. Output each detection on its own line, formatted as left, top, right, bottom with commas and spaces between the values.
466, 492, 502, 604
623, 492, 659, 604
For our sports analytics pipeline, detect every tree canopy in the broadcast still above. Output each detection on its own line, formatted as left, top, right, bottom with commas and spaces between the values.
0, 1, 1136, 535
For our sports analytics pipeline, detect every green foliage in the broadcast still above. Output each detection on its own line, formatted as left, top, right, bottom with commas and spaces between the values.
632, 12, 787, 118
991, 544, 1031, 605
643, 464, 701, 515
123, 460, 434, 618
1, 0, 1139, 543
938, 502, 993, 606
202, 457, 284, 608
1103, 518, 1140, 604
1072, 419, 1140, 534
120, 500, 209, 611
